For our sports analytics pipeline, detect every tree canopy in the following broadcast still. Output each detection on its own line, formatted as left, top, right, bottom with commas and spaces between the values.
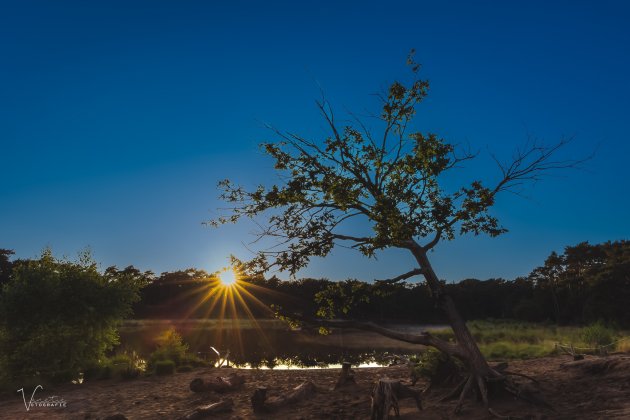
0, 249, 14, 287
0, 250, 147, 383
212, 54, 588, 411
213, 54, 584, 282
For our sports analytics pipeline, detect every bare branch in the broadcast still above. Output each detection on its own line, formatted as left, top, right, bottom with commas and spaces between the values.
302, 318, 466, 359
492, 137, 592, 195
375, 268, 424, 284
332, 234, 372, 243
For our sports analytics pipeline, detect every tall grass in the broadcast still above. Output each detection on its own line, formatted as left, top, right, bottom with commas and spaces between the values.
429, 320, 627, 360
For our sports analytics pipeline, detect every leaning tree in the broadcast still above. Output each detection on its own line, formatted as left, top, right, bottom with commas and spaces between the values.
211, 55, 585, 410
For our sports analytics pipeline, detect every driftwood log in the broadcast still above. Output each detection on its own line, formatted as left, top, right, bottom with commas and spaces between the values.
251, 381, 317, 413
334, 362, 357, 390
371, 378, 422, 420
177, 399, 233, 420
189, 372, 245, 393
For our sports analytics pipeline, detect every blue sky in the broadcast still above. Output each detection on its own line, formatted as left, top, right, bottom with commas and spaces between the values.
1, 1, 629, 282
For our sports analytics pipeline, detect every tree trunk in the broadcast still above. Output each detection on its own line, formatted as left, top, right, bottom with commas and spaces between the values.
371, 378, 422, 419
550, 282, 561, 323
334, 362, 357, 390
410, 245, 493, 378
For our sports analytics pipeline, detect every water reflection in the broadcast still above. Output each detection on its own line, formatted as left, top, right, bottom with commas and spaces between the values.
234, 361, 384, 370
118, 319, 446, 369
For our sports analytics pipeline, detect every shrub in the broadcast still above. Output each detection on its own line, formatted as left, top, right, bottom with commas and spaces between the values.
148, 328, 190, 371
0, 250, 146, 385
109, 352, 145, 380
581, 321, 617, 348
155, 360, 176, 375
409, 348, 463, 386
177, 365, 193, 372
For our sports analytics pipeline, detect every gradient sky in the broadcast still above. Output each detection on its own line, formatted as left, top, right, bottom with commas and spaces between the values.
1, 1, 629, 282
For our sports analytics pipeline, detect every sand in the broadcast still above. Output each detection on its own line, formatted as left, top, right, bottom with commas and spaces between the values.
1, 354, 630, 419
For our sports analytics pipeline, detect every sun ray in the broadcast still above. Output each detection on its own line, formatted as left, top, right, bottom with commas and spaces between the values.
226, 287, 244, 357
233, 283, 279, 315
231, 284, 275, 351
182, 278, 223, 319
214, 285, 230, 349
178, 265, 321, 366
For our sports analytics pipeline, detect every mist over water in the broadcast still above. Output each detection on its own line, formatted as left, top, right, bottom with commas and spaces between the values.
118, 319, 448, 368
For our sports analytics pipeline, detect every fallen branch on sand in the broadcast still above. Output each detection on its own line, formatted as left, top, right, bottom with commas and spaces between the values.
177, 399, 233, 419
189, 372, 245, 393
251, 381, 317, 413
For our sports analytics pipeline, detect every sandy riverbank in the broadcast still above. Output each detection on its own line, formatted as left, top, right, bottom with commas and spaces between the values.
1, 354, 629, 419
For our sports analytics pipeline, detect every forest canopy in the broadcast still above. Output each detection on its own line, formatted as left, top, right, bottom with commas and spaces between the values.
1, 240, 627, 329
132, 240, 630, 327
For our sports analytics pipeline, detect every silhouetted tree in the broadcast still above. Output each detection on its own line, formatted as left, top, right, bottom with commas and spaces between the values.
212, 54, 587, 409
0, 250, 145, 383
528, 240, 630, 326
0, 249, 14, 288
528, 251, 563, 322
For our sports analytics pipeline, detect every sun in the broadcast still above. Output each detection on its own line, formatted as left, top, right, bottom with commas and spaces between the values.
182, 264, 278, 360
219, 268, 238, 286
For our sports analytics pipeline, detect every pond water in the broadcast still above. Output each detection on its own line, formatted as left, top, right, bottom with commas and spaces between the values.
118, 319, 449, 369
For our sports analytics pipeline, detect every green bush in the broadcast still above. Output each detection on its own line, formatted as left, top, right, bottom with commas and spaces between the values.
82, 351, 146, 381
148, 328, 189, 370
177, 365, 193, 372
155, 360, 176, 375
581, 321, 617, 348
109, 352, 145, 380
0, 250, 146, 385
409, 348, 463, 385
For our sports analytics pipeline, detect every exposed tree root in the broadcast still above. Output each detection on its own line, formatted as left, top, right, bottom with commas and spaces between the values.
440, 367, 552, 416
454, 374, 475, 414
439, 376, 468, 401
334, 362, 357, 390
370, 378, 422, 420
476, 374, 489, 409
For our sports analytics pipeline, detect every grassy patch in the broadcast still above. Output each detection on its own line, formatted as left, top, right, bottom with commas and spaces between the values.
427, 319, 627, 360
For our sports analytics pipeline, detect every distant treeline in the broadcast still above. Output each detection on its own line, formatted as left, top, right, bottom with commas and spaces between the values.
1, 240, 628, 327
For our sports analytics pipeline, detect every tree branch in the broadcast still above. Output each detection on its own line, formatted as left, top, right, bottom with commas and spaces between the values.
375, 268, 424, 284
422, 228, 443, 251
332, 234, 372, 243
307, 318, 466, 359
491, 137, 592, 195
